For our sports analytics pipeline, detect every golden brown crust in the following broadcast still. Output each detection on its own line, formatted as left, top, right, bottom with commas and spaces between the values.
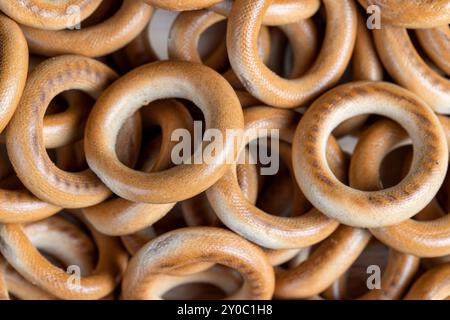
121, 227, 275, 300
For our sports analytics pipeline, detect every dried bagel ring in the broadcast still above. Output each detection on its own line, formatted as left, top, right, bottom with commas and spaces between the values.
293, 81, 448, 227
85, 61, 244, 204
121, 227, 275, 300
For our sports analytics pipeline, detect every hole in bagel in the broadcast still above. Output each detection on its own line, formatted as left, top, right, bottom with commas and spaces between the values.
162, 282, 227, 300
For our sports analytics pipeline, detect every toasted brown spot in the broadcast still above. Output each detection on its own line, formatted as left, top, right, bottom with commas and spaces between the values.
367, 195, 383, 205
315, 174, 334, 187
